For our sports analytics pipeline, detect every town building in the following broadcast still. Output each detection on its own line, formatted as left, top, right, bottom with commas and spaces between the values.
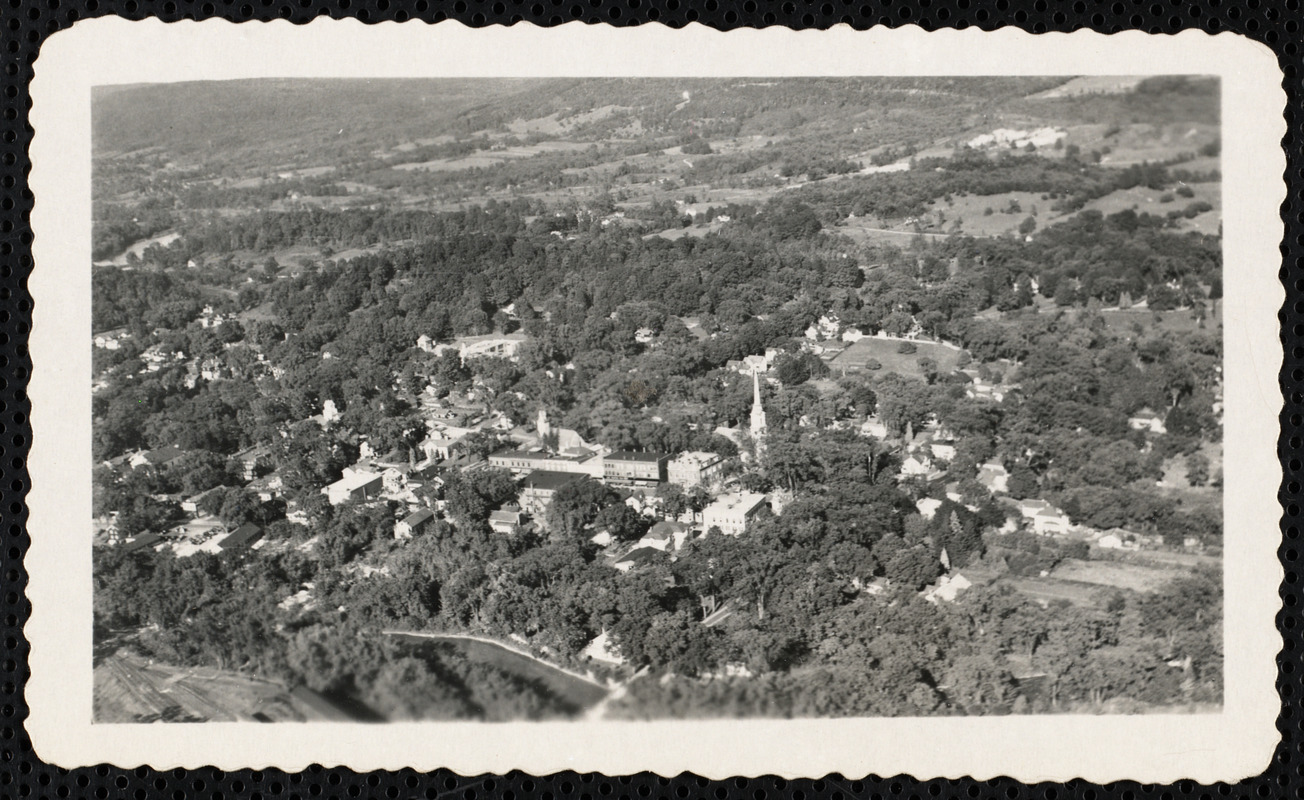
702, 492, 769, 536
419, 435, 466, 462
489, 508, 526, 534
216, 523, 263, 552
603, 452, 670, 487
490, 447, 605, 478
394, 508, 435, 540
667, 451, 726, 488
322, 470, 383, 506
433, 333, 528, 363
519, 470, 587, 518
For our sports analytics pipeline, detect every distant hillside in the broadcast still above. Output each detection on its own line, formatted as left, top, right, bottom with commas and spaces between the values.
92, 78, 552, 164
93, 76, 1072, 172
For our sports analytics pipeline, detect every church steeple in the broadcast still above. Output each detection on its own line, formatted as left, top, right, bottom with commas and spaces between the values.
749, 367, 768, 439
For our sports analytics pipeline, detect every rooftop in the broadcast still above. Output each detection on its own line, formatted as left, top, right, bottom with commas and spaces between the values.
521, 470, 586, 492
330, 470, 383, 491
704, 492, 768, 515
401, 509, 435, 527
671, 451, 722, 465
606, 451, 670, 463
616, 546, 663, 566
218, 523, 262, 551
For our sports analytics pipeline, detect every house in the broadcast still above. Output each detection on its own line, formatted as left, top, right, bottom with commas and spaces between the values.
667, 451, 725, 488
433, 333, 528, 362
976, 462, 1009, 493
581, 630, 625, 666
216, 523, 263, 552
929, 443, 957, 462
924, 573, 973, 604
246, 471, 284, 502
181, 485, 226, 515
394, 509, 435, 540
915, 497, 943, 521
603, 451, 670, 487
285, 499, 309, 526
93, 328, 130, 350
416, 334, 436, 353
1016, 498, 1072, 535
1097, 529, 1141, 551
614, 546, 663, 573
702, 492, 769, 536
129, 445, 187, 470
322, 470, 383, 506
231, 444, 274, 481
1128, 408, 1168, 434
519, 470, 587, 518
637, 520, 692, 552
861, 416, 889, 439
899, 453, 933, 477
489, 508, 525, 534
420, 436, 466, 462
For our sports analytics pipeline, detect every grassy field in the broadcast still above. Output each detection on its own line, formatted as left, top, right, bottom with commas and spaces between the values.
830, 336, 966, 378
1050, 559, 1186, 594
927, 191, 1053, 238
1098, 305, 1221, 338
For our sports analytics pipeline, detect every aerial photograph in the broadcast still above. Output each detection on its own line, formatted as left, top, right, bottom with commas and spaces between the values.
90, 76, 1224, 722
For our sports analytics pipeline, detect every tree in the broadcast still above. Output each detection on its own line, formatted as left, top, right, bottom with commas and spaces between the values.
594, 503, 650, 543
1185, 452, 1210, 487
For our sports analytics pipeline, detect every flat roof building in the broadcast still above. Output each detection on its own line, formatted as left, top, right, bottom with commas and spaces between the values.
702, 492, 769, 537
323, 470, 383, 506
603, 451, 669, 487
667, 451, 725, 488
519, 470, 588, 519
217, 523, 263, 552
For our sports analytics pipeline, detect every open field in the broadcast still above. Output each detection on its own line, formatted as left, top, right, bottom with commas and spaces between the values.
392, 141, 592, 172
1097, 305, 1221, 337
927, 191, 1053, 238
94, 650, 320, 723
1050, 559, 1186, 594
830, 336, 966, 378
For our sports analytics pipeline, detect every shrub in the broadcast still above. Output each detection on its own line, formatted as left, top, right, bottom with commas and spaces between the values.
864, 359, 882, 371
1158, 193, 1175, 203
897, 341, 917, 355
1176, 185, 1195, 198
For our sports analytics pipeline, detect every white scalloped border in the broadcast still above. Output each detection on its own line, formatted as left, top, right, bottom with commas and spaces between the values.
25, 17, 1288, 783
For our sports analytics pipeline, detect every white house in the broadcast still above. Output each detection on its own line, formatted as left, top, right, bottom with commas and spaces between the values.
1128, 408, 1168, 434
1016, 498, 1072, 535
394, 508, 435, 540
924, 573, 973, 604
977, 462, 1010, 493
323, 470, 383, 506
915, 497, 943, 521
